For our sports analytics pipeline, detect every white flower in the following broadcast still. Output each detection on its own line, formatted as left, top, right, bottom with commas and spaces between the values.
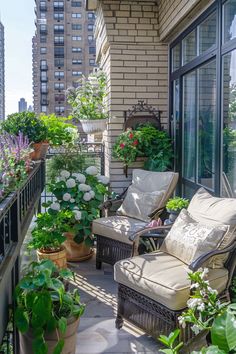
73, 206, 80, 211
66, 178, 76, 188
187, 298, 203, 309
97, 175, 109, 185
207, 286, 218, 295
190, 283, 199, 290
74, 210, 82, 220
50, 202, 60, 211
178, 316, 186, 328
197, 303, 205, 312
63, 193, 71, 201
89, 190, 95, 198
83, 192, 92, 201
86, 166, 98, 176
200, 268, 209, 279
70, 198, 75, 203
79, 184, 91, 192
191, 325, 201, 335
60, 170, 70, 179
72, 173, 86, 184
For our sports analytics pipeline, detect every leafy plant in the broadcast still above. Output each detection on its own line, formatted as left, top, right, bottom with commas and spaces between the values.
1, 112, 48, 143
15, 259, 85, 354
39, 114, 79, 146
28, 211, 68, 252
166, 197, 189, 212
159, 329, 183, 354
112, 129, 142, 166
67, 71, 108, 120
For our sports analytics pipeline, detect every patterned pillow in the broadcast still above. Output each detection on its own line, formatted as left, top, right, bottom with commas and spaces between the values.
160, 209, 229, 266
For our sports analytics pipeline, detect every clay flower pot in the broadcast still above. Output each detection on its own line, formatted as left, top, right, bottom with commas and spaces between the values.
63, 232, 94, 262
30, 142, 49, 161
37, 246, 67, 269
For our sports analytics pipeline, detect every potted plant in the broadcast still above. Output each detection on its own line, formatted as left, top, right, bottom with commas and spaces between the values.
45, 165, 110, 261
1, 112, 49, 160
15, 259, 85, 354
165, 197, 189, 224
67, 71, 108, 134
28, 211, 69, 269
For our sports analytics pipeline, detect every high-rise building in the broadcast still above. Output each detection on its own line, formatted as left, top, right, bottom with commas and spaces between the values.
0, 22, 5, 121
18, 98, 28, 112
33, 0, 96, 116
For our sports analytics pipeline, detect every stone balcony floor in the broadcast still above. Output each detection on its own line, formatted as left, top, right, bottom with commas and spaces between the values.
69, 255, 160, 354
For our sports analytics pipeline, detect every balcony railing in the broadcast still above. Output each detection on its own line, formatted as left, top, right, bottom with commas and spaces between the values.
0, 162, 45, 353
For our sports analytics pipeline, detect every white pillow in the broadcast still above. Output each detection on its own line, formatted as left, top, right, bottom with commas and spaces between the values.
117, 185, 164, 222
160, 209, 229, 266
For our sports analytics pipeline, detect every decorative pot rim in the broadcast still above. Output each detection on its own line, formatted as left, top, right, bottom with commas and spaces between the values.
37, 245, 66, 255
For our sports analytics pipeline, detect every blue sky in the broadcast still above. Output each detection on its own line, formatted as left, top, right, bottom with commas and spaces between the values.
0, 0, 34, 116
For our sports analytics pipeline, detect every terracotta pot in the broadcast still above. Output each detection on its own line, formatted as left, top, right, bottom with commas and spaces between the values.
80, 119, 107, 134
63, 232, 94, 262
30, 142, 49, 161
20, 317, 80, 354
37, 246, 67, 269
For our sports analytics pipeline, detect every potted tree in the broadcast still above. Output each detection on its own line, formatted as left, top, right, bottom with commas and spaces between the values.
15, 259, 85, 354
165, 197, 189, 224
28, 211, 69, 269
1, 112, 49, 160
67, 71, 108, 134
46, 166, 110, 261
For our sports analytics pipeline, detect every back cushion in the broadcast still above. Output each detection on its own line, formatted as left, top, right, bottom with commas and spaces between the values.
132, 169, 177, 193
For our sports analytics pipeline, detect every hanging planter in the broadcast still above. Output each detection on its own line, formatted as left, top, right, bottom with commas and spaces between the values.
80, 118, 107, 134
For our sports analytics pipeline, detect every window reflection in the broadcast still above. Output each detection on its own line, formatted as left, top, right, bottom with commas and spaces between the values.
223, 0, 236, 43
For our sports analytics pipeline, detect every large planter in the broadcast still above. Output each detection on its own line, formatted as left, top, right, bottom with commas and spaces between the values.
80, 119, 107, 134
164, 208, 181, 225
30, 142, 49, 161
37, 246, 67, 269
20, 317, 80, 354
63, 232, 94, 262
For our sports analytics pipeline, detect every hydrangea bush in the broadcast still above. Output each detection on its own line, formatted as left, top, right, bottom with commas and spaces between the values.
45, 166, 110, 246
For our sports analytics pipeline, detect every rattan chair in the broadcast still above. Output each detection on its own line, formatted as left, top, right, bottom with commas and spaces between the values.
114, 188, 236, 344
92, 169, 179, 269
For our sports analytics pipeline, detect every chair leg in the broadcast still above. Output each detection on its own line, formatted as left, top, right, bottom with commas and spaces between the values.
115, 314, 124, 330
96, 259, 102, 269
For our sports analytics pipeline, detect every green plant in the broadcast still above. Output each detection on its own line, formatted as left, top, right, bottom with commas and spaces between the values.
67, 70, 108, 120
45, 166, 110, 246
1, 112, 48, 143
230, 277, 236, 303
159, 329, 183, 354
15, 259, 85, 354
28, 211, 68, 252
166, 197, 189, 212
39, 114, 79, 146
112, 129, 142, 166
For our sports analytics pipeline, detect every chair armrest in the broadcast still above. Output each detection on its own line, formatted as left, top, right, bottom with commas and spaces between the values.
189, 241, 236, 272
148, 206, 165, 219
129, 225, 172, 242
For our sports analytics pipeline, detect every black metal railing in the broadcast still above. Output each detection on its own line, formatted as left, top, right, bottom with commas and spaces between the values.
0, 162, 45, 354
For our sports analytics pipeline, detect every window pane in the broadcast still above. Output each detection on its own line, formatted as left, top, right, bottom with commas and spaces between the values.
171, 44, 180, 72
182, 30, 196, 65
198, 11, 217, 54
183, 71, 196, 181
197, 60, 216, 190
222, 50, 236, 196
171, 79, 180, 171
223, 0, 236, 43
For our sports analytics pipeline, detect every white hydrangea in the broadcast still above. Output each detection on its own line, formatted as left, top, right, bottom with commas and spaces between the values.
50, 202, 60, 211
97, 175, 109, 185
60, 170, 70, 179
74, 210, 82, 221
73, 206, 80, 211
63, 193, 71, 201
66, 178, 76, 188
70, 198, 75, 203
79, 184, 91, 192
72, 173, 86, 184
187, 298, 203, 309
85, 166, 98, 176
83, 192, 92, 202
89, 190, 95, 198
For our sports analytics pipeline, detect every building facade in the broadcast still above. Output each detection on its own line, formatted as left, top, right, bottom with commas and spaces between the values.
86, 0, 236, 199
33, 0, 96, 116
18, 98, 28, 112
0, 22, 5, 121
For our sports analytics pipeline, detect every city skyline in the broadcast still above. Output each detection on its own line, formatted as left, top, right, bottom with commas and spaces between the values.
0, 0, 35, 116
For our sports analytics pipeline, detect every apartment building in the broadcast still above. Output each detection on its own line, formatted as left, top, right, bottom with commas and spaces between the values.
0, 22, 5, 121
33, 0, 96, 116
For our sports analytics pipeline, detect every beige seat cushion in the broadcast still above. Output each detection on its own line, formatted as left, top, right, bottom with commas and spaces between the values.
114, 251, 228, 311
160, 209, 228, 266
92, 215, 146, 244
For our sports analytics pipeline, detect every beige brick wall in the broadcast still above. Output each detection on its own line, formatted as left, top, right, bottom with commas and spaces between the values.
95, 0, 168, 193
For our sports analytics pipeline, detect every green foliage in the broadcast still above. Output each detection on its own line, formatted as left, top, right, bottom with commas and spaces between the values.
166, 197, 189, 212
15, 259, 85, 354
1, 112, 48, 143
159, 329, 183, 354
67, 71, 108, 120
28, 211, 68, 252
39, 114, 79, 146
112, 124, 173, 171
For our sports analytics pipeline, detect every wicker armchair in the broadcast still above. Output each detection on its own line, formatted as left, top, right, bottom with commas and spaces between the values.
114, 188, 236, 344
92, 170, 179, 269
